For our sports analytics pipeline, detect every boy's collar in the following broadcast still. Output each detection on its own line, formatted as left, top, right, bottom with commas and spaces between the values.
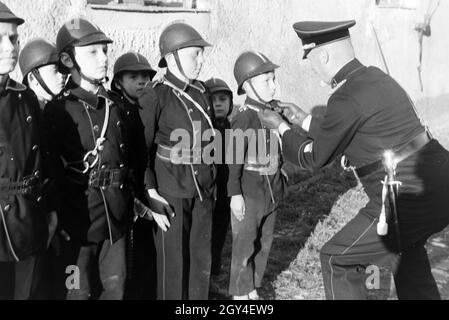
165, 71, 206, 93
66, 77, 111, 108
245, 96, 271, 110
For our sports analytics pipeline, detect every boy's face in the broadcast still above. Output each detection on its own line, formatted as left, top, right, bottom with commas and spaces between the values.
176, 46, 204, 80
73, 43, 108, 80
0, 22, 19, 75
36, 64, 66, 98
117, 71, 151, 99
211, 91, 231, 119
247, 71, 276, 102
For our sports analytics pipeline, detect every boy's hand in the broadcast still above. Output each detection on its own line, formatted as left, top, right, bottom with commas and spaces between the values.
147, 189, 173, 232
231, 195, 246, 222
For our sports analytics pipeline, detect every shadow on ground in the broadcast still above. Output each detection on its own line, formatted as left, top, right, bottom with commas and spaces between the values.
210, 161, 357, 300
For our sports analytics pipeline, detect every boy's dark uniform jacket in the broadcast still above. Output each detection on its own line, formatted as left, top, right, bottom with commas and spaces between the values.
43, 79, 133, 244
0, 78, 56, 261
282, 59, 449, 245
108, 92, 147, 204
138, 72, 216, 199
214, 117, 230, 199
227, 97, 286, 204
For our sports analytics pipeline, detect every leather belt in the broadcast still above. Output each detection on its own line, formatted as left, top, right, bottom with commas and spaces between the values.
88, 168, 128, 189
355, 131, 432, 178
244, 160, 279, 176
156, 144, 202, 165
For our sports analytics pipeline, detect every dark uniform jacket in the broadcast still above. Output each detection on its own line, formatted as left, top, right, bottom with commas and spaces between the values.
0, 78, 49, 261
109, 92, 147, 204
283, 59, 424, 172
282, 59, 449, 245
214, 117, 230, 200
138, 71, 216, 200
43, 79, 133, 244
227, 97, 285, 204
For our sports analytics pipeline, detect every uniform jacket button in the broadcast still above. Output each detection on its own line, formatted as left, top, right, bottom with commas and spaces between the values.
117, 121, 121, 126
4, 204, 11, 212
101, 165, 107, 169
26, 116, 32, 123
32, 145, 38, 151
37, 196, 43, 202
101, 186, 107, 191
93, 125, 100, 132
98, 145, 104, 151
120, 164, 125, 168
120, 143, 125, 149
120, 184, 124, 189
194, 170, 199, 175
34, 170, 40, 177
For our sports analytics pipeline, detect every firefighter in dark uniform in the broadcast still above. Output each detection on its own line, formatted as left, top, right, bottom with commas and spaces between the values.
258, 20, 449, 300
0, 2, 56, 300
43, 18, 133, 300
110, 51, 157, 299
227, 51, 286, 300
18, 37, 67, 299
205, 78, 233, 287
138, 22, 216, 300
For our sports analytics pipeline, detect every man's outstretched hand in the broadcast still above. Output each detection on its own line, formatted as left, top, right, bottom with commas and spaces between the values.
277, 102, 309, 127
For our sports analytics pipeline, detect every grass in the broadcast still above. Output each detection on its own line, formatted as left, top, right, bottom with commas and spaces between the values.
210, 161, 361, 300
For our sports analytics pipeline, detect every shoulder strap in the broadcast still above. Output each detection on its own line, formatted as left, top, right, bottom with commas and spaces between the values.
163, 80, 215, 134
82, 99, 111, 173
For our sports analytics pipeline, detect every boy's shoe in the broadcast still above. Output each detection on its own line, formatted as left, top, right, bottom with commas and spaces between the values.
233, 294, 249, 300
248, 289, 260, 300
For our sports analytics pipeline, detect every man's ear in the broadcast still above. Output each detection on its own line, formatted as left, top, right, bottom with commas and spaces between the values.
60, 52, 74, 70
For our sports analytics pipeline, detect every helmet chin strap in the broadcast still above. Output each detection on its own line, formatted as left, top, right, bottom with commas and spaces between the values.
173, 50, 193, 85
69, 51, 108, 87
249, 79, 271, 105
31, 69, 57, 99
80, 71, 109, 87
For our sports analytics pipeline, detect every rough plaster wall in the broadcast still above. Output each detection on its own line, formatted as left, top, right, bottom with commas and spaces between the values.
206, 0, 449, 108
4, 0, 449, 112
3, 0, 87, 79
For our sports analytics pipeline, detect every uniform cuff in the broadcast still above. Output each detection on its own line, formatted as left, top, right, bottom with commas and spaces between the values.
144, 168, 157, 190
278, 122, 291, 136
302, 115, 312, 132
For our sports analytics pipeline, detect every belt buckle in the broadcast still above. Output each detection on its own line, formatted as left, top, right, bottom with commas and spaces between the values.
100, 169, 111, 188
110, 169, 120, 187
